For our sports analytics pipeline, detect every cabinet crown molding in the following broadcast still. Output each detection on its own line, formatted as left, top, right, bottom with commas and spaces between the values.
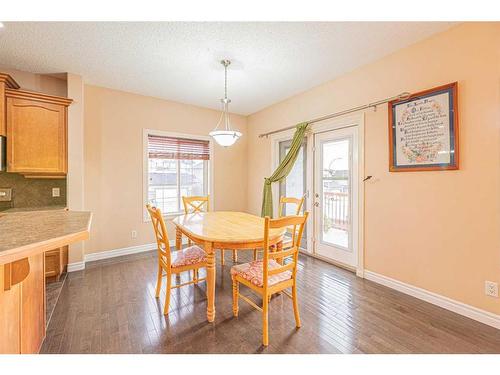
5, 88, 73, 106
0, 73, 20, 89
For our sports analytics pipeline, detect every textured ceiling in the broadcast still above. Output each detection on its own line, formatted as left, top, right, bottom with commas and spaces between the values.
0, 22, 455, 115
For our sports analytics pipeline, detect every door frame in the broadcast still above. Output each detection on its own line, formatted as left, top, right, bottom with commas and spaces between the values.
270, 113, 365, 277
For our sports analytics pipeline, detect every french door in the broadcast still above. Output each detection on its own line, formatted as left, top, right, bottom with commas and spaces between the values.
312, 126, 359, 268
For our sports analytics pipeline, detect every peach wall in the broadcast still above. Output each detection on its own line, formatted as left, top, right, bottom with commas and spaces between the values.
67, 73, 85, 264
83, 85, 247, 255
0, 66, 67, 97
246, 22, 500, 314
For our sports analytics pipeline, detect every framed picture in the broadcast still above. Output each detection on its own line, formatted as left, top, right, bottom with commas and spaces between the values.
388, 82, 459, 172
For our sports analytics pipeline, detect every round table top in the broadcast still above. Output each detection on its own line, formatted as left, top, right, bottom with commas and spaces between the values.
172, 211, 285, 244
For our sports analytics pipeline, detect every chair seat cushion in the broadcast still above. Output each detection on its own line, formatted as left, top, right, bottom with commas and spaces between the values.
230, 259, 292, 287
171, 245, 207, 268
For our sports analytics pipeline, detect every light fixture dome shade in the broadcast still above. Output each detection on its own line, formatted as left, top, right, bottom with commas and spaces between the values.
209, 130, 242, 147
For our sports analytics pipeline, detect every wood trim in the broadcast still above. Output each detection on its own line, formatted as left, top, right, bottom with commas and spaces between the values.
3, 259, 31, 291
23, 174, 67, 179
388, 82, 459, 172
5, 88, 73, 106
0, 73, 20, 89
10, 258, 30, 288
3, 263, 11, 291
0, 82, 5, 136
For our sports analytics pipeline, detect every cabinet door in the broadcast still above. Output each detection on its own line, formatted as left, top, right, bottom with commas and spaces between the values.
6, 97, 67, 174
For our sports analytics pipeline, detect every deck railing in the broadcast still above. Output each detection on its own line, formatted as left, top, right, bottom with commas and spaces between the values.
323, 191, 349, 231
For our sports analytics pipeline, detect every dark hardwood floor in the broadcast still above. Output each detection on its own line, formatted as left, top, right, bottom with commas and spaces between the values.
45, 272, 67, 327
40, 250, 500, 354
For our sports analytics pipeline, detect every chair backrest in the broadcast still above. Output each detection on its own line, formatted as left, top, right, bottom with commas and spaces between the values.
146, 204, 171, 267
182, 195, 210, 214
278, 195, 305, 217
262, 212, 309, 289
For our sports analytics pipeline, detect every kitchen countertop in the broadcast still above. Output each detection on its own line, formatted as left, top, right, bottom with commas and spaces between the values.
0, 209, 92, 265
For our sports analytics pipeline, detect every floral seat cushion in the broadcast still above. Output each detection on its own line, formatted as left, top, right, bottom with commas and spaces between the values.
171, 245, 207, 268
230, 259, 292, 287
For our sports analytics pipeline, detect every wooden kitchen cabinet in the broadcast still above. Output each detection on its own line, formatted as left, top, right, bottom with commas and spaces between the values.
5, 88, 72, 177
45, 246, 68, 282
0, 73, 20, 136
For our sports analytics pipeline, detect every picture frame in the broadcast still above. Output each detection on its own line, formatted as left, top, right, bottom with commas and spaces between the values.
388, 82, 459, 172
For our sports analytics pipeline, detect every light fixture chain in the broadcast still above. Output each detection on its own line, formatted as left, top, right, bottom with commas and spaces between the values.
224, 63, 228, 99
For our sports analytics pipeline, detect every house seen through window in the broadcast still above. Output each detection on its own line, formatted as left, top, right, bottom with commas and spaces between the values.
147, 133, 210, 214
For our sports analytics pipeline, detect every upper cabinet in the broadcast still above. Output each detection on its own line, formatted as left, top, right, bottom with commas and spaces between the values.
0, 73, 20, 136
0, 73, 72, 178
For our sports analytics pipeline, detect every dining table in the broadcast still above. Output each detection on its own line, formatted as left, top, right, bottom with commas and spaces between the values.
172, 211, 285, 323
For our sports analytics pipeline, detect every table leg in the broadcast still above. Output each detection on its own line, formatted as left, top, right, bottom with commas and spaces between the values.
205, 241, 216, 322
175, 227, 182, 250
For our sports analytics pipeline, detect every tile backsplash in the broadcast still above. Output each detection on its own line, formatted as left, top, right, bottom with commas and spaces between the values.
0, 172, 66, 211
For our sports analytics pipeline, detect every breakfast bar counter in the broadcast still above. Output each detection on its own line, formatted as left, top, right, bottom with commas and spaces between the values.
0, 210, 91, 265
0, 210, 92, 354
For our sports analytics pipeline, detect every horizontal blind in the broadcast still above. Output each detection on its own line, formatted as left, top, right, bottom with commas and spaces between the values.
148, 134, 210, 160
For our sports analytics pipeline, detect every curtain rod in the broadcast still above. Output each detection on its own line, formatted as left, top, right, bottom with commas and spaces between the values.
258, 91, 411, 138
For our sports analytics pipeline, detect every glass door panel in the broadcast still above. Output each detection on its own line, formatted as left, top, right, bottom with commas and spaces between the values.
321, 139, 350, 249
313, 126, 358, 268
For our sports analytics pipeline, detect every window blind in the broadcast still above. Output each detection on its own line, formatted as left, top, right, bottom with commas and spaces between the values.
148, 135, 210, 160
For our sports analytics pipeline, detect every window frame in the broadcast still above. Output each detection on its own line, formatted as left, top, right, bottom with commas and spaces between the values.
143, 129, 214, 222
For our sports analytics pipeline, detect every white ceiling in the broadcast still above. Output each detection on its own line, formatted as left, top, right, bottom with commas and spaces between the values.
0, 22, 455, 115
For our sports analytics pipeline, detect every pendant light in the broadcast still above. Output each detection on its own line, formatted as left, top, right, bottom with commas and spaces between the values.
209, 59, 242, 147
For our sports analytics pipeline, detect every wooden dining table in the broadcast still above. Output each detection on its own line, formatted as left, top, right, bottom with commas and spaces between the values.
172, 211, 285, 322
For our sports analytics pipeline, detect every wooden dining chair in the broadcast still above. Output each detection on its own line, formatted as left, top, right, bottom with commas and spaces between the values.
146, 204, 207, 315
182, 195, 238, 266
231, 212, 309, 346
253, 195, 305, 261
278, 195, 305, 218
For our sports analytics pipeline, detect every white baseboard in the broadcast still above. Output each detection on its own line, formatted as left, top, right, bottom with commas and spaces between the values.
67, 261, 85, 272
67, 238, 188, 271
364, 270, 500, 330
84, 242, 157, 262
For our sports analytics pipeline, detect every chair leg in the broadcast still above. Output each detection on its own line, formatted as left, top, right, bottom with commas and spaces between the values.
220, 249, 225, 266
193, 269, 198, 283
163, 273, 172, 315
232, 249, 238, 263
262, 292, 269, 346
292, 283, 301, 328
232, 276, 239, 317
155, 264, 162, 298
253, 249, 258, 261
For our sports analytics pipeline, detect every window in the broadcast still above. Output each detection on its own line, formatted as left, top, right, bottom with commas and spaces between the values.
278, 138, 307, 245
144, 131, 211, 217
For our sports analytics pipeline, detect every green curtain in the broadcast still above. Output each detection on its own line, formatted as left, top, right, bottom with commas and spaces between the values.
261, 122, 309, 217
